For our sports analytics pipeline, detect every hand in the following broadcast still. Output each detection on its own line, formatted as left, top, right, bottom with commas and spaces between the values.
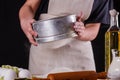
74, 21, 85, 38
20, 18, 38, 46
73, 12, 86, 40
73, 12, 101, 41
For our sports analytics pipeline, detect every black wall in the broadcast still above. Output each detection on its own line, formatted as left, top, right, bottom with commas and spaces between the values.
0, 0, 29, 68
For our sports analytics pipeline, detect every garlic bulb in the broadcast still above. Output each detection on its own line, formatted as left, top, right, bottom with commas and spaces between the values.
0, 68, 17, 80
18, 69, 32, 78
0, 65, 32, 80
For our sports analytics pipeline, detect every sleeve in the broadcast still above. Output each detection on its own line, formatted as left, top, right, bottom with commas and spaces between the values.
84, 0, 113, 25
34, 0, 49, 20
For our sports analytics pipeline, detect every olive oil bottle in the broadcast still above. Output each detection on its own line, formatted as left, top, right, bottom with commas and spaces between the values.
105, 9, 120, 72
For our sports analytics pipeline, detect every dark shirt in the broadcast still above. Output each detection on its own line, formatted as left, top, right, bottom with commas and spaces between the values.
85, 0, 113, 25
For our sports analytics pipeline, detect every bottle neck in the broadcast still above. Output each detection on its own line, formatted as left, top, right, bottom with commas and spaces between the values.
110, 14, 119, 27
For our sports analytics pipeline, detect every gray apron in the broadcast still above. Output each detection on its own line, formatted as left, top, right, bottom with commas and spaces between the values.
29, 0, 95, 75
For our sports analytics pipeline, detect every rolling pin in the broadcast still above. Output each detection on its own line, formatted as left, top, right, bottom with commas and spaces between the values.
31, 71, 107, 80
47, 71, 98, 80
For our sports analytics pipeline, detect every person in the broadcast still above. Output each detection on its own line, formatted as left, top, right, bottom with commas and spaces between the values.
19, 0, 111, 75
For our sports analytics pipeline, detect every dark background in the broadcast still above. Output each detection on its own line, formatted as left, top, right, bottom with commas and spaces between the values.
0, 0, 119, 72
0, 0, 28, 68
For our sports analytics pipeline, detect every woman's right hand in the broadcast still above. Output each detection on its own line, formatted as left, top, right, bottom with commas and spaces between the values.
19, 0, 41, 46
20, 18, 38, 46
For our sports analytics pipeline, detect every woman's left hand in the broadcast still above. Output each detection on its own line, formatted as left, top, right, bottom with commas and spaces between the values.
73, 21, 85, 38
73, 12, 101, 41
73, 13, 86, 40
